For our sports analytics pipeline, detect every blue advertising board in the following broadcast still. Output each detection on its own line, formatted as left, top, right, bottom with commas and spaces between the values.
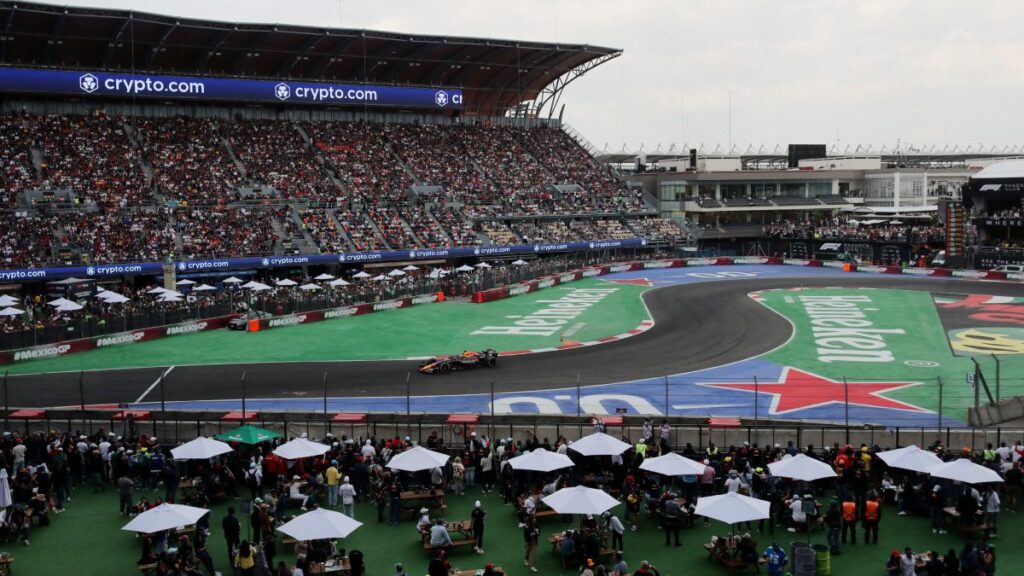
0, 67, 463, 110
0, 239, 648, 281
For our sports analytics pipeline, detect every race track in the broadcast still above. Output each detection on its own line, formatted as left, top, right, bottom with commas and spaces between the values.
9, 272, 1024, 410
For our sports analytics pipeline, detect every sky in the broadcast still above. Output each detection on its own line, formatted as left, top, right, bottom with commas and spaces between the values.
43, 0, 1024, 154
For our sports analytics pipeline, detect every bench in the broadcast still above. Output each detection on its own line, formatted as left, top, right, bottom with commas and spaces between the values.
534, 509, 558, 520
282, 537, 298, 546
423, 537, 477, 556
138, 563, 158, 575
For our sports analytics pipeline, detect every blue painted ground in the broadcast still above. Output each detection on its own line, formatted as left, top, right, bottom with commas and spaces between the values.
133, 265, 961, 427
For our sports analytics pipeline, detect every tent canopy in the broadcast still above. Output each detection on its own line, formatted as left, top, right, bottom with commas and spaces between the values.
214, 425, 282, 445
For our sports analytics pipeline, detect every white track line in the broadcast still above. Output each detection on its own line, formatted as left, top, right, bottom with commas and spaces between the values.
135, 366, 175, 403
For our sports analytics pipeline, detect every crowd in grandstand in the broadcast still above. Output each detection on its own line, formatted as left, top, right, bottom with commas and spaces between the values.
0, 111, 684, 267
762, 218, 945, 243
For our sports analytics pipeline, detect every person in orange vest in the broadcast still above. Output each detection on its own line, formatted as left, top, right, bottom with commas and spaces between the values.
841, 496, 858, 544
862, 493, 881, 544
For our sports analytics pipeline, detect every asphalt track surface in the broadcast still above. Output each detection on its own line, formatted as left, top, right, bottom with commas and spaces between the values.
8, 276, 1024, 409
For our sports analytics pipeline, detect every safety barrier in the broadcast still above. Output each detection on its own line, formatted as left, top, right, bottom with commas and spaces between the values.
245, 292, 444, 333
0, 314, 238, 366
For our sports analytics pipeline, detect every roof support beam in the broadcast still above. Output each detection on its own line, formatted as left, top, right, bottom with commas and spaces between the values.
0, 6, 16, 61
101, 14, 133, 68
273, 32, 324, 77
309, 35, 362, 79
230, 32, 270, 76
194, 28, 233, 73
145, 21, 179, 69
43, 11, 67, 65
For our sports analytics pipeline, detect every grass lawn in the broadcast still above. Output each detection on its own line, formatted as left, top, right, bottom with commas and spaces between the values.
0, 480, 1014, 576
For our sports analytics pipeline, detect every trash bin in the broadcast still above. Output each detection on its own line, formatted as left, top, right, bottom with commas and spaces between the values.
812, 544, 831, 576
791, 541, 816, 576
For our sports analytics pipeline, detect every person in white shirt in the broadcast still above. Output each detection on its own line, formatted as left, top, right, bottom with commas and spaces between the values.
788, 498, 806, 532
725, 470, 742, 493
360, 439, 376, 460
985, 489, 1000, 536
416, 508, 432, 533
339, 476, 356, 519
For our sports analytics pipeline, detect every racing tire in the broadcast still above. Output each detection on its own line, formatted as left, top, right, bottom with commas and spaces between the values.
440, 363, 451, 374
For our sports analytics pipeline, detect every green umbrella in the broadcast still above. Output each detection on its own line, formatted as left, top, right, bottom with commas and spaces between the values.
215, 425, 282, 445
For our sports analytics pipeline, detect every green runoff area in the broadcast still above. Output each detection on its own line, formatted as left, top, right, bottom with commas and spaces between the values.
756, 288, 1024, 421
3, 483, 1017, 576
2, 279, 650, 375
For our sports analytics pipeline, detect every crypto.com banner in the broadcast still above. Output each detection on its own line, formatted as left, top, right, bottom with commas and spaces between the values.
0, 67, 464, 109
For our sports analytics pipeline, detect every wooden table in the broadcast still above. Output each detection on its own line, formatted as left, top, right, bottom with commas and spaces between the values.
307, 557, 351, 574
402, 489, 446, 509
0, 554, 12, 576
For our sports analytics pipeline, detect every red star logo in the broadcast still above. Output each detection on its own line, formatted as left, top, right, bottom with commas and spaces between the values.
700, 368, 927, 415
604, 278, 653, 286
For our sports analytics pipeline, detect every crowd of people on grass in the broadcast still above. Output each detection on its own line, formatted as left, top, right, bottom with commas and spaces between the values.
0, 417, 1017, 575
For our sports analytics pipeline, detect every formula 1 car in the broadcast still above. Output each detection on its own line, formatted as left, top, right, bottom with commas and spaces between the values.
418, 349, 499, 374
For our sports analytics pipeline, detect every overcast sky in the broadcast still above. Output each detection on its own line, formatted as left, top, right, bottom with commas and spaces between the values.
49, 0, 1024, 153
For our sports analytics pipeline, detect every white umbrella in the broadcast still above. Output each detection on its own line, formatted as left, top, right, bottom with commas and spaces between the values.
0, 469, 11, 508
278, 507, 362, 540
0, 295, 20, 306
456, 264, 474, 272
512, 259, 528, 266
508, 448, 575, 473
402, 265, 419, 271
122, 503, 210, 534
328, 278, 351, 287
299, 283, 322, 291
170, 437, 233, 461
175, 279, 196, 286
145, 287, 170, 295
568, 432, 632, 457
223, 276, 244, 284
475, 262, 491, 269
314, 273, 335, 281
273, 437, 331, 460
371, 274, 388, 282
387, 269, 406, 277
159, 294, 183, 303
275, 278, 298, 287
192, 284, 217, 292
928, 459, 1003, 485
695, 492, 771, 525
427, 269, 444, 279
352, 271, 371, 279
100, 293, 130, 304
0, 307, 24, 317
47, 297, 74, 307
55, 301, 84, 312
244, 281, 272, 291
386, 446, 451, 472
640, 453, 707, 477
876, 445, 944, 474
767, 453, 837, 482
542, 486, 620, 515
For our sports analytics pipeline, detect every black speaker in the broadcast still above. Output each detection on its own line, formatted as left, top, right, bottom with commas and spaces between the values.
689, 148, 697, 171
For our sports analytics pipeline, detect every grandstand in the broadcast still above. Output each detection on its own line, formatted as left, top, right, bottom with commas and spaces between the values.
0, 1, 686, 272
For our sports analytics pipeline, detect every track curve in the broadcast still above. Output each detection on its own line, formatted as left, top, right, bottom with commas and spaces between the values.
9, 275, 1024, 408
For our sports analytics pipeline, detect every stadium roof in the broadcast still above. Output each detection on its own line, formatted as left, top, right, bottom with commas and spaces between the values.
0, 1, 621, 116
972, 159, 1024, 180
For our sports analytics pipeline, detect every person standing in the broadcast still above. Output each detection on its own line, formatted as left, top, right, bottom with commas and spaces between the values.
841, 496, 858, 544
984, 488, 1000, 538
523, 515, 540, 573
471, 500, 486, 554
117, 473, 134, 516
222, 506, 242, 565
862, 494, 881, 544
824, 500, 842, 554
388, 477, 403, 526
340, 476, 356, 519
604, 510, 626, 551
326, 460, 341, 507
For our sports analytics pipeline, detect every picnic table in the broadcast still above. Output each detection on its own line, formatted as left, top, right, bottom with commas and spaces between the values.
702, 539, 767, 572
421, 519, 477, 555
307, 557, 351, 574
402, 488, 447, 516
